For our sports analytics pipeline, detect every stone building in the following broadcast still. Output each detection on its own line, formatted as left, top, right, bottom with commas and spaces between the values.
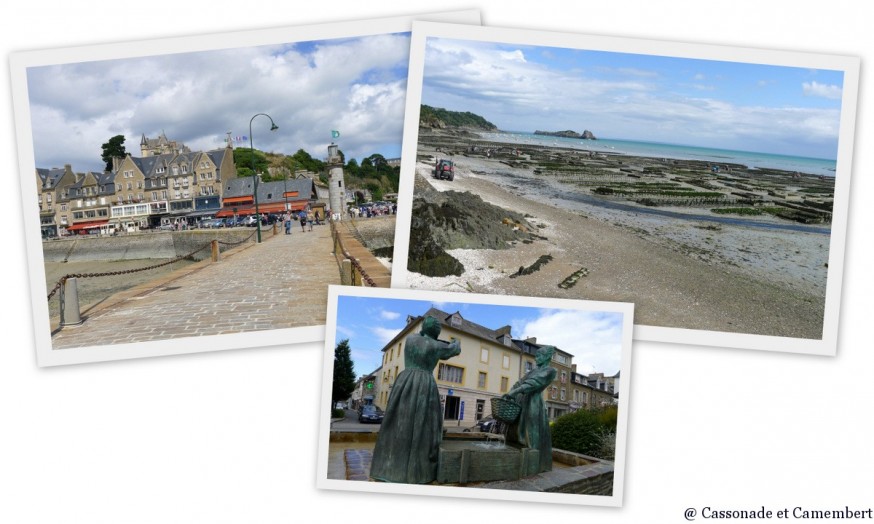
139, 132, 190, 157
35, 164, 76, 238
110, 142, 235, 231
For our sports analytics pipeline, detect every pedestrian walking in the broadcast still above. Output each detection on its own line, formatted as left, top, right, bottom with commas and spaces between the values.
299, 210, 307, 232
284, 213, 292, 235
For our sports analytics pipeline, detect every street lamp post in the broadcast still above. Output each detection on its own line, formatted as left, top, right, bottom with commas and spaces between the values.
249, 112, 278, 243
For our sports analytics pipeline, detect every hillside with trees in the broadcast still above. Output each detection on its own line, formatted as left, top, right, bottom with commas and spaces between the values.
419, 104, 498, 130
234, 147, 399, 202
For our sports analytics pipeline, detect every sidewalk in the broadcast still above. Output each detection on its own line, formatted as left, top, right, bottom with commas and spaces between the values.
51, 224, 340, 349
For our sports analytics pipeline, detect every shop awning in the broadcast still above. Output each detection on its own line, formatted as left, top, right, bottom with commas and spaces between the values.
67, 220, 109, 231
216, 201, 309, 217
222, 196, 254, 205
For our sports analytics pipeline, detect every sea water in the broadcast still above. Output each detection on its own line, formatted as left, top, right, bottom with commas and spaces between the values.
478, 132, 838, 178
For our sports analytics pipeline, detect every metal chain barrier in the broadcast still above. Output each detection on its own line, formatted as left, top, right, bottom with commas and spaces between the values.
330, 219, 377, 287
216, 229, 257, 246
46, 242, 212, 301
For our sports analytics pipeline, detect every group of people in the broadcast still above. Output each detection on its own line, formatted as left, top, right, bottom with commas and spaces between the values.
348, 202, 396, 219
283, 209, 322, 234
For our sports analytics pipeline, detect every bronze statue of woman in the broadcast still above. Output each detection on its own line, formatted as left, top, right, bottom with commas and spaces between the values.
370, 316, 461, 483
503, 345, 557, 474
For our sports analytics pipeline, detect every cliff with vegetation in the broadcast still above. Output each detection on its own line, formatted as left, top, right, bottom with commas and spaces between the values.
419, 105, 498, 131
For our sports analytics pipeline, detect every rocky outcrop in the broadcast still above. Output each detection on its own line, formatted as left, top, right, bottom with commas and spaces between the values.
534, 129, 597, 140
407, 189, 537, 277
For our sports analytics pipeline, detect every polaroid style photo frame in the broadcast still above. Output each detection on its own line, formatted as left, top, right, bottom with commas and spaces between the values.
317, 284, 634, 506
392, 21, 860, 355
11, 11, 481, 367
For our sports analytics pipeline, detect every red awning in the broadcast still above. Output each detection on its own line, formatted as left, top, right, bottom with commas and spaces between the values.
67, 220, 109, 231
216, 201, 308, 217
222, 196, 253, 205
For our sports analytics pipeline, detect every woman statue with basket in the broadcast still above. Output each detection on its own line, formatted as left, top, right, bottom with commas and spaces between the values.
370, 316, 462, 484
498, 345, 557, 474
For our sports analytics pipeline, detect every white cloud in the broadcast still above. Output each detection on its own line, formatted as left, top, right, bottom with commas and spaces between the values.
379, 310, 400, 320
370, 326, 401, 346
512, 310, 624, 376
802, 80, 842, 100
499, 49, 526, 63
27, 33, 411, 172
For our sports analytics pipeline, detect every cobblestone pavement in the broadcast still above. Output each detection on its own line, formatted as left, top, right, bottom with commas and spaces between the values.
51, 224, 340, 349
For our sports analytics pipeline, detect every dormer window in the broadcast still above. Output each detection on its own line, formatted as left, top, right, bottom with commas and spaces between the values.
450, 314, 462, 327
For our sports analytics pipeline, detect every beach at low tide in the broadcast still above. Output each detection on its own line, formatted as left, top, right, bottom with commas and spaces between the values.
406, 140, 831, 339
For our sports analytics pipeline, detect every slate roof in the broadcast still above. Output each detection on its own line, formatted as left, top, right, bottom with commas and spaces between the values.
35, 167, 67, 191
222, 176, 315, 204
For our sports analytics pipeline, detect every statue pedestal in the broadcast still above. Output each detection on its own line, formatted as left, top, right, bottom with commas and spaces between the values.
436, 440, 540, 484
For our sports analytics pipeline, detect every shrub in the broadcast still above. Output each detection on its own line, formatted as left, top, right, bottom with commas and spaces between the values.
331, 408, 346, 419
551, 409, 606, 457
551, 406, 618, 460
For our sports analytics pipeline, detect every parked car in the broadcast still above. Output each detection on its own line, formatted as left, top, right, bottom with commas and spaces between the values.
241, 215, 259, 227
433, 158, 455, 180
159, 223, 175, 231
476, 415, 504, 433
358, 405, 384, 424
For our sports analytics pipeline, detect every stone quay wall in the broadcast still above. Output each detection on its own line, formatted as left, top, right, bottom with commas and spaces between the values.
42, 229, 258, 263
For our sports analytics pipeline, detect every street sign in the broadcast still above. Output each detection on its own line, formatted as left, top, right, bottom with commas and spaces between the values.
460, 400, 465, 420
448, 389, 454, 395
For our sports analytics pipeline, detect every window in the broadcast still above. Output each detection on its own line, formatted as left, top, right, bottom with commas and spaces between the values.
127, 182, 132, 190
156, 166, 165, 174
561, 371, 567, 384
500, 376, 509, 393
502, 354, 510, 369
560, 388, 566, 401
61, 204, 67, 211
480, 347, 489, 363
553, 353, 569, 365
162, 191, 168, 200
152, 192, 157, 200
181, 165, 188, 174
525, 361, 534, 373
46, 194, 52, 202
437, 363, 464, 384
450, 314, 462, 327
477, 372, 487, 389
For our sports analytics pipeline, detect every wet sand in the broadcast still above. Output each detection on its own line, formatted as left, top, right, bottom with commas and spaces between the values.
406, 142, 829, 339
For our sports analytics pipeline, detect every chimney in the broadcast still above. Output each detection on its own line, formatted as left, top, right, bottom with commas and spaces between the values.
525, 336, 537, 344
112, 156, 122, 173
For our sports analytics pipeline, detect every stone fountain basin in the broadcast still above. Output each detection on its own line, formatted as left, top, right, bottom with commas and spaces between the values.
437, 438, 541, 484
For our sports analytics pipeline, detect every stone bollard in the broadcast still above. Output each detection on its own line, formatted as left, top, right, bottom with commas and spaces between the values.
341, 259, 353, 286
273, 223, 278, 236
211, 240, 220, 262
60, 277, 84, 326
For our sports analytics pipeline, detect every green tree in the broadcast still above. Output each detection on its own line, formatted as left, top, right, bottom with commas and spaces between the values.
233, 148, 269, 178
332, 339, 356, 406
101, 135, 127, 171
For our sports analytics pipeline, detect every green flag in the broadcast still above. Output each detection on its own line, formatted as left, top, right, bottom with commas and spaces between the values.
331, 130, 340, 139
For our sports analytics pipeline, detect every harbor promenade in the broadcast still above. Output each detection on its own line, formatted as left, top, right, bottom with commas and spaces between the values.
51, 223, 342, 349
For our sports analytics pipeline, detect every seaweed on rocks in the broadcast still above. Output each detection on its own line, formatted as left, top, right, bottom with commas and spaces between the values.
509, 254, 554, 279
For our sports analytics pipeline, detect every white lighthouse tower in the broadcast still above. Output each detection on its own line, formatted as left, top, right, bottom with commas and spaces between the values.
327, 142, 345, 221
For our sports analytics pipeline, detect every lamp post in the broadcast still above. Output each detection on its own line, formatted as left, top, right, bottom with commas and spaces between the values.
249, 112, 278, 243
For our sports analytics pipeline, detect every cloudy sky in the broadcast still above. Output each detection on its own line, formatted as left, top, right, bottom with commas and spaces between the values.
422, 38, 846, 159
26, 33, 410, 172
333, 295, 626, 380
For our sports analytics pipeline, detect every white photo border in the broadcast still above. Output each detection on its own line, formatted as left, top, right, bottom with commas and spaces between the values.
391, 21, 860, 356
11, 11, 482, 367
316, 284, 634, 507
